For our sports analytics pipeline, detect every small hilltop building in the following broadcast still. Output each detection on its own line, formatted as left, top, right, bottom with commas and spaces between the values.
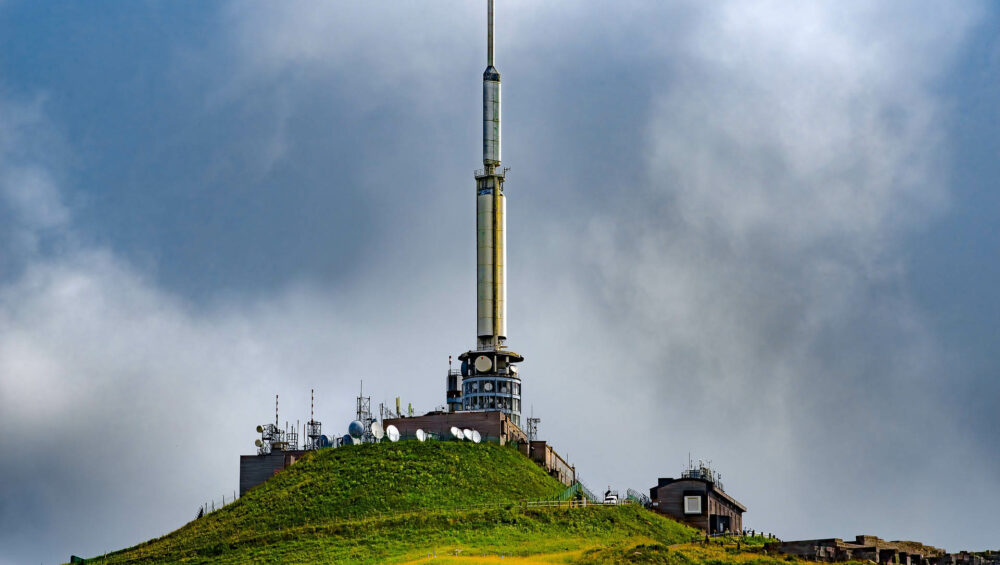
649, 461, 746, 534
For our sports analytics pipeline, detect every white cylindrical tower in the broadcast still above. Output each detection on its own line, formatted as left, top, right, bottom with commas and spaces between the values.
483, 76, 500, 164
476, 178, 506, 340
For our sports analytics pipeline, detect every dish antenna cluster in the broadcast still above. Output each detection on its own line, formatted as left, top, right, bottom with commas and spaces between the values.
340, 421, 401, 447
448, 427, 482, 443
343, 381, 380, 445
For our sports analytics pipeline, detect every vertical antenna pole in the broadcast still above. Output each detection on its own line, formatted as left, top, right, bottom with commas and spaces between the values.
275, 394, 279, 428
487, 0, 495, 67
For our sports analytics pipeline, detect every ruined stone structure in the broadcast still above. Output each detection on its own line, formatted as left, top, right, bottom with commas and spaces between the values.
768, 535, 999, 565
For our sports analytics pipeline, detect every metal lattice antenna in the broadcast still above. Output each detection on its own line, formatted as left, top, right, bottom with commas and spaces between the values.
311, 388, 314, 421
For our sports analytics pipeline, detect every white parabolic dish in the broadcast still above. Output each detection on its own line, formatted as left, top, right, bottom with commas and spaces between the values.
472, 430, 482, 443
371, 421, 385, 440
474, 355, 492, 372
463, 428, 473, 441
451, 426, 463, 440
386, 424, 400, 442
416, 429, 426, 442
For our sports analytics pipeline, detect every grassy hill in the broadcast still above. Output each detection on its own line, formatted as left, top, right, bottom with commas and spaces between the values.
79, 442, 813, 564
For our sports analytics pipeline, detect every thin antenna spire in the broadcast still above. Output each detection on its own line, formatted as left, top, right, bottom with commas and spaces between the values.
275, 394, 279, 428
487, 0, 495, 67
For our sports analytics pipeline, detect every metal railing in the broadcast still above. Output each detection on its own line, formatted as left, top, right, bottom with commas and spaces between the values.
626, 488, 651, 507
196, 491, 238, 519
474, 168, 508, 178
568, 479, 600, 503
524, 499, 591, 509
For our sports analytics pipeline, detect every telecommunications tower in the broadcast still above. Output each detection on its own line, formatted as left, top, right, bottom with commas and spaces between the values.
451, 0, 524, 426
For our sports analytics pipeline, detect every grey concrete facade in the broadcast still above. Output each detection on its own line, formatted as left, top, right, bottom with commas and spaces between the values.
238, 450, 306, 496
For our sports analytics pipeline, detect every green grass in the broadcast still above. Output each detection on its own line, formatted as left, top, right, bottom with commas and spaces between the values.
78, 441, 723, 564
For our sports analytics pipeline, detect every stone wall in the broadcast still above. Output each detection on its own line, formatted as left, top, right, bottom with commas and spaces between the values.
767, 535, 995, 565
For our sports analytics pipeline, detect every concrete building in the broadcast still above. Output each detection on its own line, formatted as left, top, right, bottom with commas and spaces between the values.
649, 464, 746, 533
517, 440, 575, 486
239, 450, 306, 496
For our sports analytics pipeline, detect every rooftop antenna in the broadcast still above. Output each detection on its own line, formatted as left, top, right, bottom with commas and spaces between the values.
527, 406, 540, 443
487, 0, 494, 68
306, 388, 323, 450
356, 380, 373, 442
275, 394, 279, 428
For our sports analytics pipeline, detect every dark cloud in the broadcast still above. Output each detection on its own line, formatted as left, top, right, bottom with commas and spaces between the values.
1, 2, 998, 564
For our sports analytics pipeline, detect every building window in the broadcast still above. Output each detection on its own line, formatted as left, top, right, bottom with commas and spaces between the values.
684, 496, 701, 514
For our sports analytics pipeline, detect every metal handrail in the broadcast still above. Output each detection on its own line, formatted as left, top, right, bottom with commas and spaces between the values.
474, 168, 508, 178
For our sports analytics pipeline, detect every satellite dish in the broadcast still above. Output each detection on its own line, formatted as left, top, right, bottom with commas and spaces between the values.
472, 430, 482, 444
342, 434, 355, 446
386, 425, 400, 442
348, 420, 365, 439
474, 355, 492, 372
509, 365, 518, 376
371, 422, 385, 440
256, 425, 264, 433
451, 426, 464, 440
463, 429, 473, 441
319, 435, 330, 448
416, 429, 426, 442
254, 439, 263, 447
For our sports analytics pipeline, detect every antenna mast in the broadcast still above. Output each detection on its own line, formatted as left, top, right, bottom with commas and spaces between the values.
487, 0, 494, 67
452, 0, 525, 427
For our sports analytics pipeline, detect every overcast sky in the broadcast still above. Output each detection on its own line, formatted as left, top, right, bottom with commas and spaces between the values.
1, 2, 998, 563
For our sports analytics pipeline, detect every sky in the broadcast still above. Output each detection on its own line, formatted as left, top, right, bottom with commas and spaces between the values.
0, 1, 998, 563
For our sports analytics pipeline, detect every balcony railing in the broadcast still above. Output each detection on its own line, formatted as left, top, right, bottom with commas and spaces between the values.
474, 167, 509, 178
